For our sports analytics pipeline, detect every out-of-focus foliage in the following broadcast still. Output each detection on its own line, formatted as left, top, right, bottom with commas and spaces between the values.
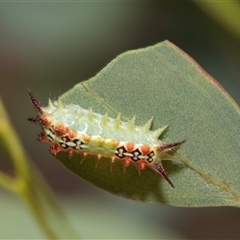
195, 2, 240, 40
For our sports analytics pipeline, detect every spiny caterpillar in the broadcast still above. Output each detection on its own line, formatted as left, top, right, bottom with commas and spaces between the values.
28, 90, 185, 188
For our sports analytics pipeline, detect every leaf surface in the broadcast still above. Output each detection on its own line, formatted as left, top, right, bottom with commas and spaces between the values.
56, 41, 240, 207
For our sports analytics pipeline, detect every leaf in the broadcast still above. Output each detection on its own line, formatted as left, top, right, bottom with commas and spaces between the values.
54, 40, 240, 207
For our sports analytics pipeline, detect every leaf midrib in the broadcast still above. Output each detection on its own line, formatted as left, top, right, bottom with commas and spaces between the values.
81, 81, 240, 206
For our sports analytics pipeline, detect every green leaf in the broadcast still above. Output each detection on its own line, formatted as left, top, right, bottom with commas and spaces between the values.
55, 40, 240, 207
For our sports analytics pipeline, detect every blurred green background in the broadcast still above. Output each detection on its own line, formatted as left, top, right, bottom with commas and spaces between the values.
0, 2, 240, 239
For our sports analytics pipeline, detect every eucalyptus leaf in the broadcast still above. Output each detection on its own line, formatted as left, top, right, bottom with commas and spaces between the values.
54, 41, 240, 207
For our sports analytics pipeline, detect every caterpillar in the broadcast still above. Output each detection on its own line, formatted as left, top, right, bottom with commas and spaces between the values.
28, 90, 185, 188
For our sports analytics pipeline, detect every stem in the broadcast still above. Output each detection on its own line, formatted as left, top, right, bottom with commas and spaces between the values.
22, 186, 59, 239
0, 171, 19, 192
0, 97, 80, 239
0, 98, 30, 181
27, 163, 80, 239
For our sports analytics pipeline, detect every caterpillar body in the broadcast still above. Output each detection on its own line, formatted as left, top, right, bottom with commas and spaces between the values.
28, 90, 185, 188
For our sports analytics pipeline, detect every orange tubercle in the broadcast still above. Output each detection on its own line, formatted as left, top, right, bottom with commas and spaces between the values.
50, 143, 62, 155
40, 114, 52, 126
126, 142, 135, 152
140, 144, 151, 155
38, 133, 47, 142
111, 156, 117, 163
83, 135, 91, 142
98, 137, 105, 145
54, 123, 68, 136
68, 129, 77, 139
113, 139, 120, 147
138, 161, 147, 170
68, 149, 75, 157
124, 157, 132, 166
